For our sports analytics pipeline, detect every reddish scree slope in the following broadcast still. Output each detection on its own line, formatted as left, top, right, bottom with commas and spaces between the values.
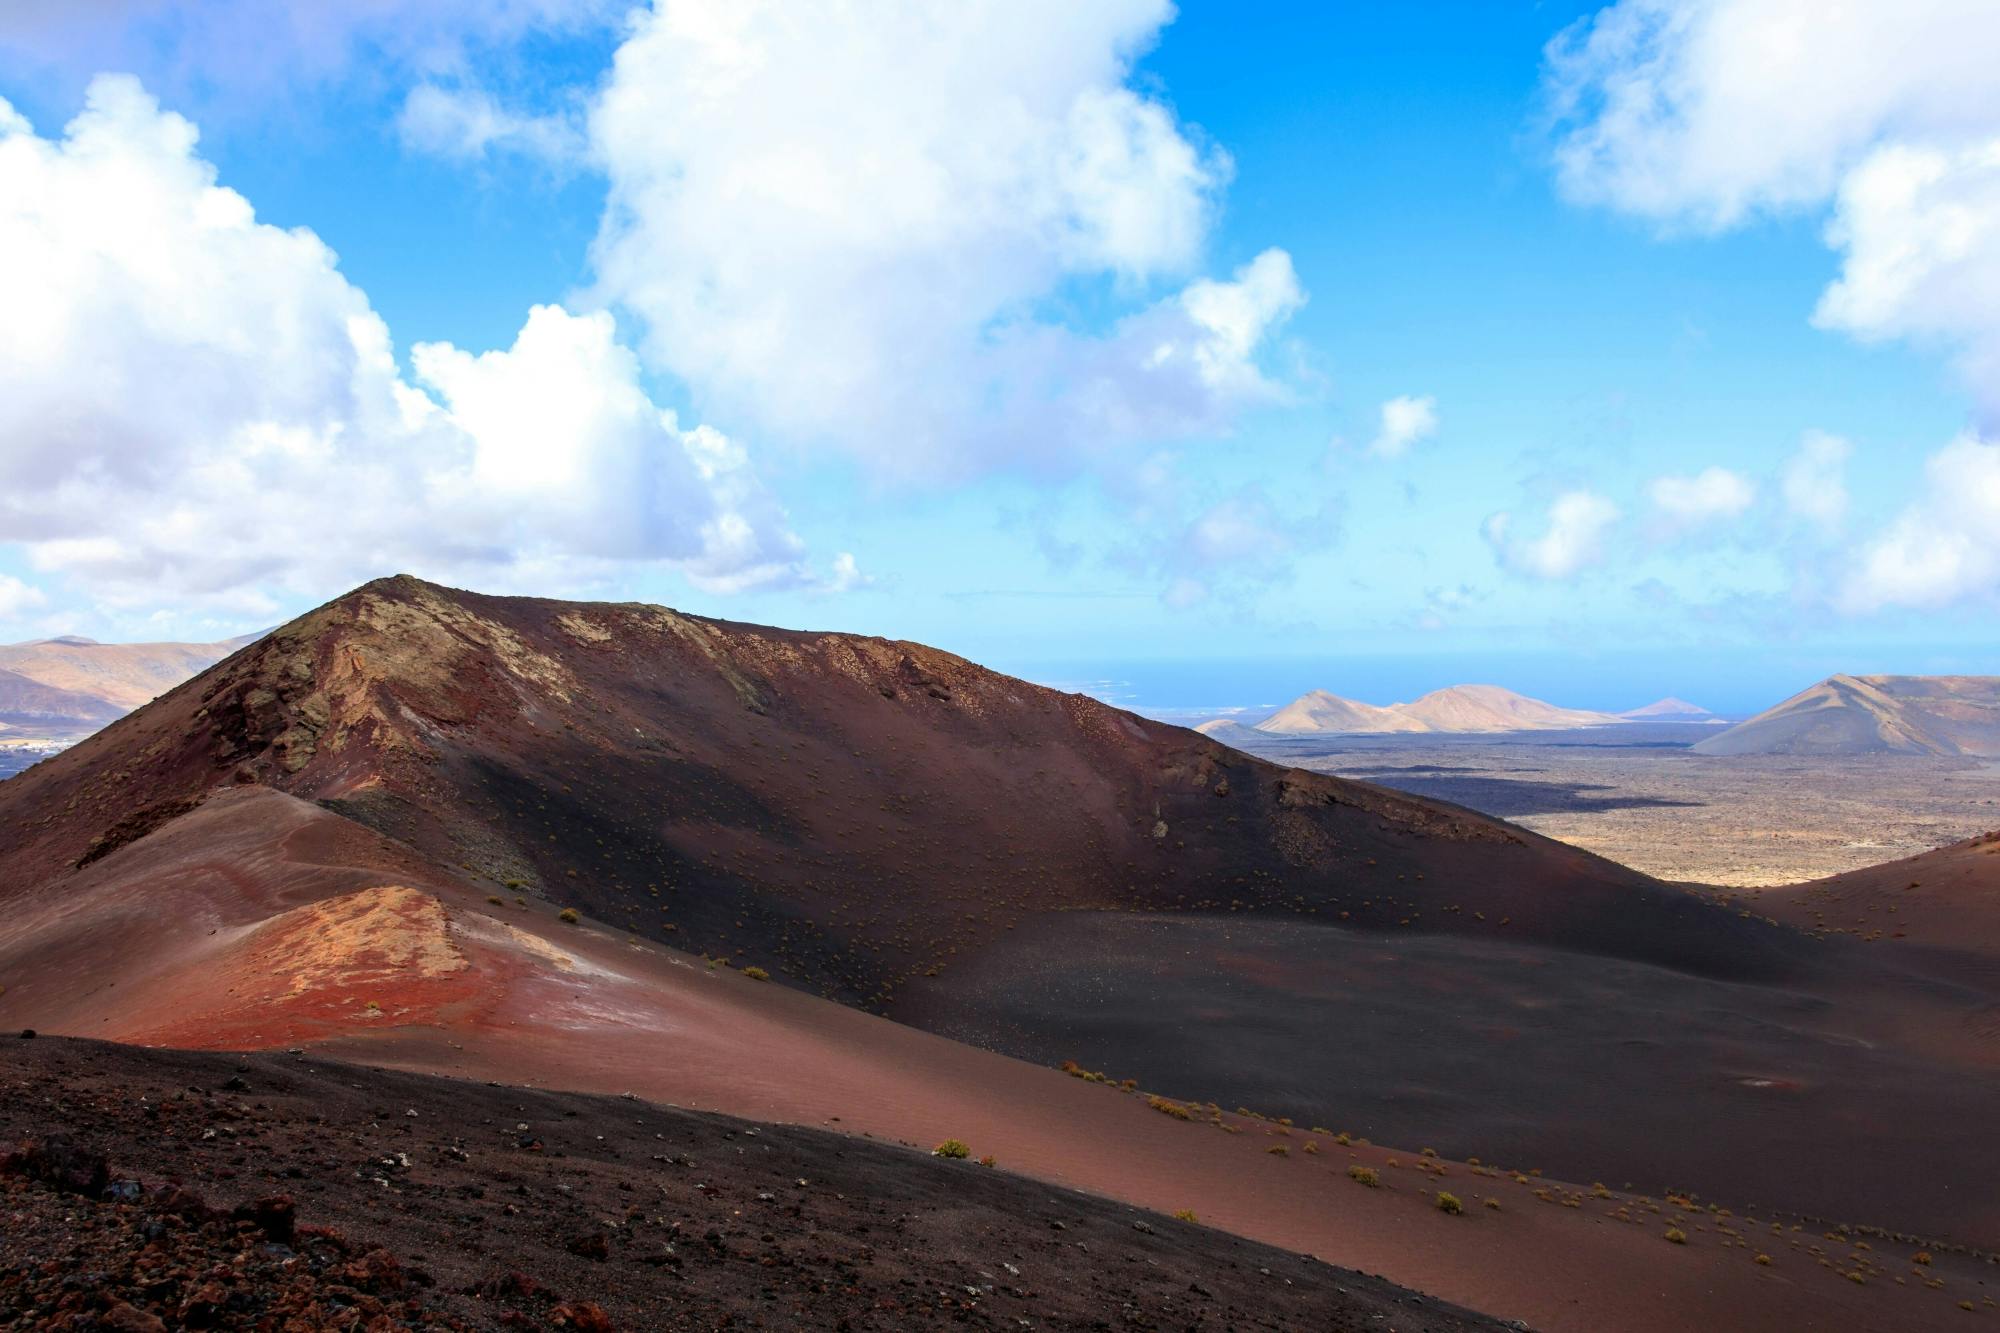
0, 575, 1804, 1001
3, 784, 1989, 1332
1763, 829, 2000, 960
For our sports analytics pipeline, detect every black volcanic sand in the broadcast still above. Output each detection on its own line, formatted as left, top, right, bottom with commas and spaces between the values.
0, 1037, 1510, 1332
899, 913, 2000, 1249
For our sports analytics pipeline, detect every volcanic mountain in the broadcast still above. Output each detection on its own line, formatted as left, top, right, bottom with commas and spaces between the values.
3, 576, 1999, 1331
0, 576, 1794, 1002
1695, 674, 2000, 756
0, 630, 262, 720
1190, 717, 1268, 748
1251, 688, 1426, 734
1250, 683, 1621, 735
0, 665, 124, 728
1618, 695, 1717, 721
1392, 683, 1620, 731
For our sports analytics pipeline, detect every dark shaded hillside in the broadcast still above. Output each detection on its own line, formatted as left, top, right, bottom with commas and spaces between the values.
0, 576, 1810, 1014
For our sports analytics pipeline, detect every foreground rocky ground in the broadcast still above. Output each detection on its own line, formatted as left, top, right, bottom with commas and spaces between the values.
0, 1036, 1508, 1331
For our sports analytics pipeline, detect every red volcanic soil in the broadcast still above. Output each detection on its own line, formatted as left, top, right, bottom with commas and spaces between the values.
2, 1038, 1508, 1333
1, 785, 1990, 1331
1760, 828, 2000, 958
4, 577, 2000, 1330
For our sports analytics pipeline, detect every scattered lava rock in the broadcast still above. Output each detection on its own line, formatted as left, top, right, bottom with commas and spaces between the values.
0, 1132, 108, 1196
563, 1231, 610, 1261
1, 1037, 1507, 1331
0, 1141, 474, 1330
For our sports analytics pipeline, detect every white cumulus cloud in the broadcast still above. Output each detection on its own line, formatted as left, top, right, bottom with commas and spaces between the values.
1843, 433, 2000, 611
1647, 465, 1755, 527
0, 574, 47, 622
1483, 491, 1622, 579
1544, 0, 2000, 229
0, 75, 824, 612
397, 84, 582, 164
1367, 394, 1439, 459
1812, 139, 2000, 411
1781, 430, 1852, 530
1545, 0, 2000, 419
586, 0, 1303, 476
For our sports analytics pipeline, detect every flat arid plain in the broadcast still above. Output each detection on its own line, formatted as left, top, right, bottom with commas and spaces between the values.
1217, 724, 2000, 885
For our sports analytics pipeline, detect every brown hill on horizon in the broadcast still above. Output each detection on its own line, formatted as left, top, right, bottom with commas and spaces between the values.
1252, 688, 1429, 734
1618, 695, 1716, 720
0, 664, 124, 728
1696, 673, 2000, 756
1250, 683, 1622, 736
0, 629, 260, 722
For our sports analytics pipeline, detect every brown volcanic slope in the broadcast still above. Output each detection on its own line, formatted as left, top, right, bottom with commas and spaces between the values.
0, 575, 1812, 999
0, 788, 1987, 1332
1761, 828, 2000, 964
4, 579, 2000, 1284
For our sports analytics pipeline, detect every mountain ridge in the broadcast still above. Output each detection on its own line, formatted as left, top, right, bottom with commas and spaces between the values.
1695, 673, 2000, 756
0, 629, 261, 718
0, 665, 125, 727
1245, 682, 1622, 736
1618, 695, 1717, 720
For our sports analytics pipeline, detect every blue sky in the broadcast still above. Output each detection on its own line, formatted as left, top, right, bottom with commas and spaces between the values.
1, 1, 1996, 716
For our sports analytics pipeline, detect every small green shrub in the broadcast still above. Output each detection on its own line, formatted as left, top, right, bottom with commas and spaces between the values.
558, 908, 580, 924
1666, 1228, 1687, 1244
1436, 1192, 1463, 1215
1347, 1165, 1379, 1187
933, 1139, 971, 1159
1172, 1209, 1198, 1223
742, 966, 770, 981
